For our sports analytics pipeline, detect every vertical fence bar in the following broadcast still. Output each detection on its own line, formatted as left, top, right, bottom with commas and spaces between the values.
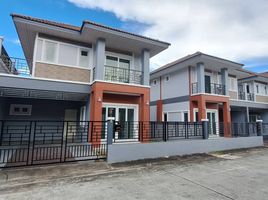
64, 121, 69, 162
0, 120, 3, 146
30, 121, 36, 165
60, 121, 65, 162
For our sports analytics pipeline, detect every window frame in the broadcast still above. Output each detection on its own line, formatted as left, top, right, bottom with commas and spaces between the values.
9, 104, 32, 116
36, 37, 92, 70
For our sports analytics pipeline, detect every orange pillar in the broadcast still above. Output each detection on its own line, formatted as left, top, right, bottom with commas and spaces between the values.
189, 100, 194, 122
156, 100, 163, 122
89, 84, 103, 145
140, 91, 150, 141
198, 96, 206, 121
223, 101, 231, 137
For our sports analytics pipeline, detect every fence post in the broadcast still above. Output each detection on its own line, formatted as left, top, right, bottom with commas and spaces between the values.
107, 120, 114, 145
256, 120, 263, 136
201, 119, 209, 139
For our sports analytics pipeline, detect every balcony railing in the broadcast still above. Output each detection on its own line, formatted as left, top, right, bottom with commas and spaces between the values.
104, 65, 143, 85
238, 92, 246, 100
192, 82, 226, 95
0, 47, 31, 76
247, 93, 255, 101
238, 92, 254, 101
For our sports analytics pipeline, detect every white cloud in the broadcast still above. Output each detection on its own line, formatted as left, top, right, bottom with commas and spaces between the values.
68, 0, 268, 70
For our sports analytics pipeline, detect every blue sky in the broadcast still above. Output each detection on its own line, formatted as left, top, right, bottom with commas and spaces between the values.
0, 0, 267, 73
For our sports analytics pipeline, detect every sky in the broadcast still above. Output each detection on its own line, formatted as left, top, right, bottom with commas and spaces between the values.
0, 0, 268, 73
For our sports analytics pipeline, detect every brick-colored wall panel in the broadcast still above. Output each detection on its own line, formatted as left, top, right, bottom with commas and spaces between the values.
35, 62, 91, 83
256, 95, 268, 103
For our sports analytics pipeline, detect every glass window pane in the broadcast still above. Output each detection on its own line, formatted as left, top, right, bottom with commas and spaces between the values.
44, 41, 57, 63
108, 107, 116, 118
106, 56, 118, 67
58, 44, 77, 66
119, 108, 126, 122
119, 58, 130, 69
79, 50, 90, 68
36, 39, 43, 61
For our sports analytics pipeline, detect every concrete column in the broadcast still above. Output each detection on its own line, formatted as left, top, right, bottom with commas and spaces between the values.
196, 62, 205, 93
246, 107, 249, 123
141, 49, 150, 86
256, 119, 263, 136
0, 36, 3, 55
107, 120, 114, 145
221, 68, 229, 95
95, 38, 105, 81
201, 119, 209, 139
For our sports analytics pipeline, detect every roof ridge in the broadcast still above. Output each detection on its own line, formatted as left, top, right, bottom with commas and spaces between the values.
11, 13, 170, 45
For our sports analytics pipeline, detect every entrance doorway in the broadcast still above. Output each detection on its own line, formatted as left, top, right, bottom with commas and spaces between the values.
102, 103, 138, 140
206, 109, 219, 136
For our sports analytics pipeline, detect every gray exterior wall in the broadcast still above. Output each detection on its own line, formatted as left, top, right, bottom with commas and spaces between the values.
107, 136, 263, 163
150, 78, 161, 102
150, 105, 157, 121
231, 110, 247, 123
0, 97, 84, 121
162, 67, 189, 98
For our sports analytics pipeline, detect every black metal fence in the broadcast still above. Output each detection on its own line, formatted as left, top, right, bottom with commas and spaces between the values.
218, 122, 257, 137
0, 121, 107, 168
113, 121, 203, 143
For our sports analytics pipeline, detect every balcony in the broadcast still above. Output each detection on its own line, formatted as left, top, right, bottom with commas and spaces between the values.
238, 92, 254, 101
0, 47, 31, 76
192, 82, 226, 95
94, 65, 143, 85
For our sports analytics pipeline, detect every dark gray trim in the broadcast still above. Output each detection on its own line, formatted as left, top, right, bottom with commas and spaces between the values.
150, 95, 189, 106
230, 100, 268, 109
0, 75, 90, 93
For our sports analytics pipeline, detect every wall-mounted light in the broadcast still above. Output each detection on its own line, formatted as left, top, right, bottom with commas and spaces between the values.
98, 97, 102, 102
146, 100, 150, 105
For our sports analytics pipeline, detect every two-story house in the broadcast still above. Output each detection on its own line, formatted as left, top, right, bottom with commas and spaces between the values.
150, 52, 268, 137
0, 14, 170, 142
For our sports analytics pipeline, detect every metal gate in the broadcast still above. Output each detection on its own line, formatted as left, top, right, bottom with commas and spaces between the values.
0, 121, 107, 168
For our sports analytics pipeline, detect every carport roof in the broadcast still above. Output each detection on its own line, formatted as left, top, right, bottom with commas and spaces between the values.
0, 74, 90, 101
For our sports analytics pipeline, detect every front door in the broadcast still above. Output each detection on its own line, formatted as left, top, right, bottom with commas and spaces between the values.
206, 109, 219, 136
205, 75, 211, 93
102, 104, 138, 140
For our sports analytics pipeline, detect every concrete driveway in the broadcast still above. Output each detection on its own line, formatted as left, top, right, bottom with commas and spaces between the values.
0, 146, 268, 200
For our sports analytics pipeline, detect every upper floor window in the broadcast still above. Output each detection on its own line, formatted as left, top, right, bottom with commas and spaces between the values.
152, 79, 157, 86
106, 55, 130, 70
256, 84, 259, 94
229, 77, 237, 91
165, 75, 170, 82
44, 41, 57, 63
36, 38, 91, 69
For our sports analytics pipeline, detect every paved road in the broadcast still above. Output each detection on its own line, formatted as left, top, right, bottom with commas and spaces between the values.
1, 147, 268, 200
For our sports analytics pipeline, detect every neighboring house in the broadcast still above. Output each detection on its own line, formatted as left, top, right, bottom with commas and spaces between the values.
150, 52, 268, 137
0, 14, 170, 140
